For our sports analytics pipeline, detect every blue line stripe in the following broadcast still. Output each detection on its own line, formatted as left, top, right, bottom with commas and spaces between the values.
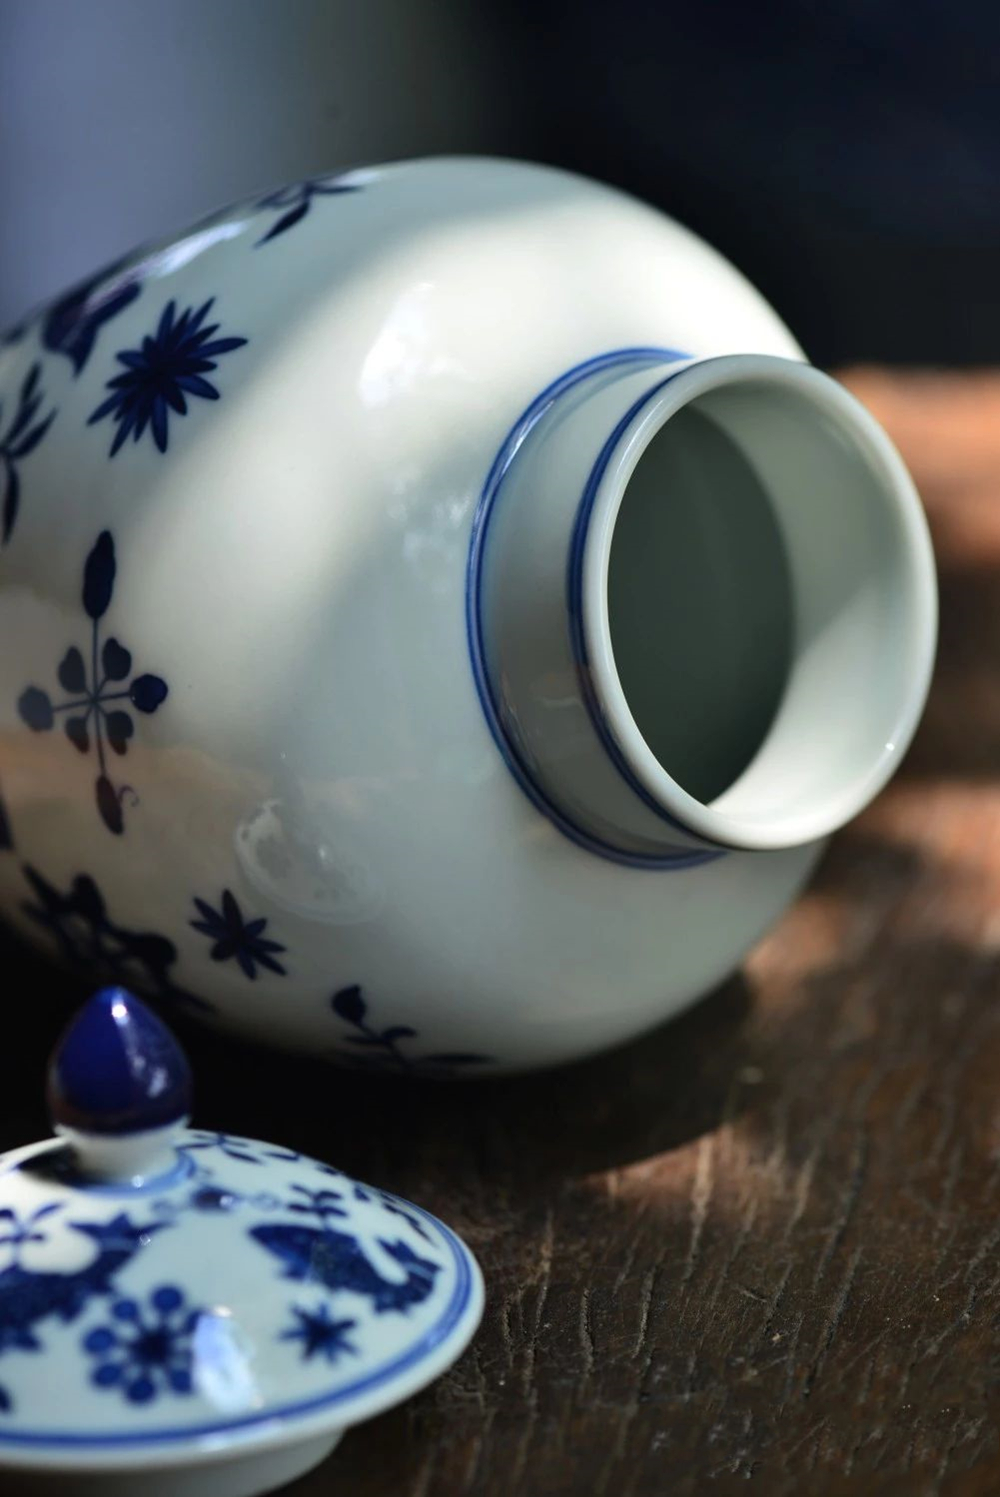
0, 1200, 475, 1449
566, 374, 729, 857
465, 347, 720, 871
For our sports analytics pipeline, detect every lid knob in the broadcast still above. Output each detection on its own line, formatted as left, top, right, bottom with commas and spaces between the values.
47, 987, 192, 1183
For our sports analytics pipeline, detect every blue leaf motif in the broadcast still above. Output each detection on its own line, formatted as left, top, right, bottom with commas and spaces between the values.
83, 532, 116, 620
58, 647, 87, 693
332, 985, 366, 1024
104, 711, 134, 754
96, 776, 124, 835
17, 687, 53, 731
65, 716, 90, 754
101, 638, 132, 681
0, 360, 57, 543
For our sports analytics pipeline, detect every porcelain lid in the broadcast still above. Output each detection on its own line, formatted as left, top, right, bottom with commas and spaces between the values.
0, 989, 483, 1468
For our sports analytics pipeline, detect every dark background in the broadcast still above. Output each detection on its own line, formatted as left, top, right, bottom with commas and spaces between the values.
3, 0, 1000, 364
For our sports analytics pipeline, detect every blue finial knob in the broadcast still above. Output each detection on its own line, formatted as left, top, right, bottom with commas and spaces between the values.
47, 987, 192, 1140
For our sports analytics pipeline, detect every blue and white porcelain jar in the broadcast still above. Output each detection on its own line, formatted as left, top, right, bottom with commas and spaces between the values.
0, 158, 936, 1071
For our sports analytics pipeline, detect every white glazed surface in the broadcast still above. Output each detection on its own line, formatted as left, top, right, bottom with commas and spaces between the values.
0, 1129, 481, 1489
0, 157, 933, 1070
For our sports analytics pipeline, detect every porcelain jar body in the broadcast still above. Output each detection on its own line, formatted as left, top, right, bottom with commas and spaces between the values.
0, 158, 936, 1072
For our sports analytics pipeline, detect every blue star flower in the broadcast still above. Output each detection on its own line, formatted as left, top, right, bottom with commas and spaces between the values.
88, 297, 247, 456
280, 1303, 356, 1364
190, 889, 287, 980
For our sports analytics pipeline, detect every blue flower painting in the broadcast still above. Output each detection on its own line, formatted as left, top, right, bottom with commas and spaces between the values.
88, 298, 247, 455
0, 363, 56, 543
16, 531, 168, 834
280, 1303, 357, 1365
190, 890, 287, 980
82, 1285, 200, 1405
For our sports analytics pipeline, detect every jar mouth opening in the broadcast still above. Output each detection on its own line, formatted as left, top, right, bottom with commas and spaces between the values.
583, 354, 937, 851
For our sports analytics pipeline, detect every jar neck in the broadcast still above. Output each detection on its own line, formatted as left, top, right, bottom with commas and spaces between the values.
468, 349, 936, 867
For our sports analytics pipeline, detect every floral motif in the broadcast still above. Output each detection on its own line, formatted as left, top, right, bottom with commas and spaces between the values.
179, 1131, 298, 1166
21, 863, 208, 1010
254, 175, 361, 246
329, 985, 492, 1074
81, 1284, 200, 1404
0, 1204, 62, 1274
41, 259, 143, 375
88, 297, 247, 456
190, 890, 287, 980
0, 363, 56, 544
280, 1303, 356, 1364
16, 531, 168, 833
0, 1212, 167, 1412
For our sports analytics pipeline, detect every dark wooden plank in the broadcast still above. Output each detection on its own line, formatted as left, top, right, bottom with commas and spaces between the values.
2, 370, 1000, 1494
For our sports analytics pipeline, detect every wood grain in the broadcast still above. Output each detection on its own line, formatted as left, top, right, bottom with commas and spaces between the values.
2, 370, 999, 1495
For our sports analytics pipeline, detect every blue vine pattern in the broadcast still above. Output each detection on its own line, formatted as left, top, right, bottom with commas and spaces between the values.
189, 890, 287, 980
21, 864, 208, 1011
254, 175, 361, 246
81, 1285, 200, 1404
329, 985, 492, 1074
0, 363, 56, 544
88, 298, 247, 456
16, 531, 168, 834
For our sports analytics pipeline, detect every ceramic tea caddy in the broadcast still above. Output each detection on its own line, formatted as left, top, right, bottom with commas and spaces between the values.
0, 157, 937, 1071
0, 987, 483, 1494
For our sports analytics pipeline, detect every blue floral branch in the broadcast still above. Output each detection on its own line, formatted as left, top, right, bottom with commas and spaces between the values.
329, 985, 492, 1074
16, 532, 168, 834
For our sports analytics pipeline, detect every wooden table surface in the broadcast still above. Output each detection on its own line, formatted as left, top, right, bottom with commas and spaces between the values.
3, 370, 1000, 1496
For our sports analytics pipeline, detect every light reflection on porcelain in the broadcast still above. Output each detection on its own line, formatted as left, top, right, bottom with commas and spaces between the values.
0, 158, 937, 1071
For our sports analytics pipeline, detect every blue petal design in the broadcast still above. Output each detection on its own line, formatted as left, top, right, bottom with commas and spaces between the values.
88, 297, 247, 456
58, 647, 87, 693
17, 687, 53, 731
83, 532, 116, 621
